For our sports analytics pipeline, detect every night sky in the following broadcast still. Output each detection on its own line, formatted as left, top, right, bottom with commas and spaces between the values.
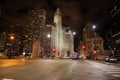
0, 0, 114, 39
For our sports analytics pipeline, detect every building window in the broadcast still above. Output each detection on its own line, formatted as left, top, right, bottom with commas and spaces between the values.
96, 41, 98, 44
94, 40, 96, 44
99, 41, 101, 44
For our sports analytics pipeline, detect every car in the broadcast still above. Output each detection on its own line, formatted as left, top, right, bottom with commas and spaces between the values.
105, 55, 117, 62
105, 56, 109, 62
114, 52, 120, 61
71, 52, 79, 60
60, 56, 71, 59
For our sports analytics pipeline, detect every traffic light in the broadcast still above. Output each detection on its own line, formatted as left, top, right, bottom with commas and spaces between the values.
52, 48, 56, 52
82, 45, 86, 50
108, 44, 111, 49
107, 38, 111, 49
94, 50, 97, 54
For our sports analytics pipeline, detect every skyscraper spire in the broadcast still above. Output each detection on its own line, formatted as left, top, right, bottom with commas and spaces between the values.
56, 8, 60, 13
54, 7, 62, 24
55, 8, 61, 16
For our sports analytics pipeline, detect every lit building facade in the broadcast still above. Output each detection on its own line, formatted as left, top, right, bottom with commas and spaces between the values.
43, 25, 52, 55
0, 6, 74, 58
23, 9, 46, 57
51, 8, 74, 56
64, 27, 74, 54
80, 25, 104, 59
51, 8, 64, 56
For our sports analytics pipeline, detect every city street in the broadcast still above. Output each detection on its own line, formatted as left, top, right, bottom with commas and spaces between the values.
0, 59, 120, 80
0, 0, 119, 80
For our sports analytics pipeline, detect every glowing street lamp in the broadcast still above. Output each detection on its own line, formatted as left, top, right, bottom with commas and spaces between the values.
23, 51, 26, 55
92, 25, 97, 37
10, 35, 15, 40
92, 25, 97, 60
47, 34, 51, 38
73, 32, 76, 35
92, 25, 96, 32
92, 25, 96, 29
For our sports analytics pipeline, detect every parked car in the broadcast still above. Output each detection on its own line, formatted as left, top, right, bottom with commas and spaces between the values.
105, 55, 117, 62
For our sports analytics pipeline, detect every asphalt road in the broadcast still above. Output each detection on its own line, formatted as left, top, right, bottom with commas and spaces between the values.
0, 59, 120, 80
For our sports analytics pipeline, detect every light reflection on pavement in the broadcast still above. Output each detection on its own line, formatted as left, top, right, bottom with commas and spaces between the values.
0, 59, 120, 80
0, 59, 26, 67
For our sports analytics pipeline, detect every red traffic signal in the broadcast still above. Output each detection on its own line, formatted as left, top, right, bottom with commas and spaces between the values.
82, 45, 86, 49
52, 48, 56, 52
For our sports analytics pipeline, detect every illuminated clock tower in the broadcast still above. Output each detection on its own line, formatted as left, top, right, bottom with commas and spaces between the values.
52, 8, 64, 56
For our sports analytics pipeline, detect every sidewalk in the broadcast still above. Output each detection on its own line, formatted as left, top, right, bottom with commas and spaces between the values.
0, 56, 24, 59
0, 56, 8, 59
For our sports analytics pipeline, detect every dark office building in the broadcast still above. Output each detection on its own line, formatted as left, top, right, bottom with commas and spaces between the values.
108, 0, 120, 51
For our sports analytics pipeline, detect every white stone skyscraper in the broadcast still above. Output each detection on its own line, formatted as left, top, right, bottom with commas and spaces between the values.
51, 8, 64, 56
51, 8, 74, 56
64, 27, 74, 54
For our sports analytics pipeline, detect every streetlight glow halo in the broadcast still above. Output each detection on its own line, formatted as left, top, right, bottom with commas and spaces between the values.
47, 34, 51, 38
93, 25, 96, 29
73, 32, 76, 35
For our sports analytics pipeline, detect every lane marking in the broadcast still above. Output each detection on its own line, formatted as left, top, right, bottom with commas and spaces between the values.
112, 75, 120, 77
104, 69, 120, 71
106, 68, 120, 70
3, 79, 14, 80
103, 68, 120, 71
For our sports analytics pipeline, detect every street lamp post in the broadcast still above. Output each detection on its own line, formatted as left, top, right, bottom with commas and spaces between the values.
7, 34, 15, 59
46, 33, 51, 57
47, 34, 51, 38
92, 25, 97, 60
72, 32, 76, 52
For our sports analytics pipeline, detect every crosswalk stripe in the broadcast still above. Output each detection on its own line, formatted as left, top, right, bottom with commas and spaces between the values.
112, 75, 120, 77
103, 69, 120, 72
103, 67, 120, 71
101, 65, 120, 78
106, 68, 120, 69
90, 61, 120, 78
105, 68, 120, 69
105, 66, 119, 69
107, 71, 120, 73
105, 69, 120, 71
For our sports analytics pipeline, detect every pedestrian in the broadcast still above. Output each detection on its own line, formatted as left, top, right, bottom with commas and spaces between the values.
67, 50, 70, 57
52, 53, 54, 59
